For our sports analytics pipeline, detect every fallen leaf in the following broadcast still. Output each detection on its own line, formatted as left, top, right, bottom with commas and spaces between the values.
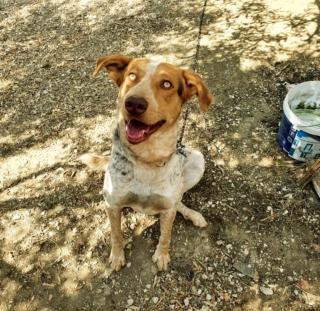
311, 243, 320, 253
297, 279, 310, 291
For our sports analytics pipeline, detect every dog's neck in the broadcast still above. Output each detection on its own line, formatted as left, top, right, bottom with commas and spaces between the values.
115, 123, 178, 166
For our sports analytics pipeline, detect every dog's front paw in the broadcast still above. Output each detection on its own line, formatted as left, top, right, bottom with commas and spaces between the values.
152, 248, 170, 271
109, 249, 125, 271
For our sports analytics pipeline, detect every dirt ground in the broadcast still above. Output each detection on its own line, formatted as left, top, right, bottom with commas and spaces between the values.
1, 0, 320, 310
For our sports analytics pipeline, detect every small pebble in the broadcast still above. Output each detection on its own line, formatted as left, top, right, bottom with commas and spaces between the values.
184, 297, 189, 306
127, 298, 134, 306
12, 214, 21, 221
152, 297, 159, 304
260, 286, 273, 296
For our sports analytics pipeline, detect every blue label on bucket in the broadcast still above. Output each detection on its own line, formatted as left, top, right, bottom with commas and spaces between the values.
289, 131, 320, 160
277, 114, 320, 161
277, 114, 296, 153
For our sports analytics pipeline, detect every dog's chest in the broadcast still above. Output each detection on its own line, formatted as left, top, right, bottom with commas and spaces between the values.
103, 151, 185, 213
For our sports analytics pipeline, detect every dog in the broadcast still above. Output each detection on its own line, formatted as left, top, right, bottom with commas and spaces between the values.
81, 54, 213, 271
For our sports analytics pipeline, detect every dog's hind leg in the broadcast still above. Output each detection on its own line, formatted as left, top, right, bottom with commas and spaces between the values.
179, 149, 207, 227
177, 202, 208, 227
181, 149, 205, 193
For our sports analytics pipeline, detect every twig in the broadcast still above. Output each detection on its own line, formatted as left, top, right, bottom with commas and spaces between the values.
299, 159, 320, 187
194, 258, 206, 271
275, 64, 290, 77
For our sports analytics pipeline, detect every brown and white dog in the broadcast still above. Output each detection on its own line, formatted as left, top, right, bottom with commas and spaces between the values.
81, 55, 213, 271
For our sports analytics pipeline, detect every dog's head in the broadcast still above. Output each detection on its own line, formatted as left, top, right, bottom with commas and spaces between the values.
93, 54, 213, 145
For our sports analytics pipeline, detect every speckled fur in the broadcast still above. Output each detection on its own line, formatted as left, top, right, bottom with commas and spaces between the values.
103, 128, 199, 214
98, 126, 208, 271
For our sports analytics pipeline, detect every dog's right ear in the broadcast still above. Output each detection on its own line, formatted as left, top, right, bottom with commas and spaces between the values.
92, 55, 133, 87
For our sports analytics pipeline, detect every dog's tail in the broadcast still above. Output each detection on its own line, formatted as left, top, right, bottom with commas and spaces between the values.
79, 153, 109, 171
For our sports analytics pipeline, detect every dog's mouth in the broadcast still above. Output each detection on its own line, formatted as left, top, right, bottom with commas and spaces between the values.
125, 119, 166, 144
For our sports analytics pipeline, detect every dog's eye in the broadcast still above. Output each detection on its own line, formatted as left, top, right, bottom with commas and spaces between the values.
161, 80, 173, 89
128, 73, 137, 81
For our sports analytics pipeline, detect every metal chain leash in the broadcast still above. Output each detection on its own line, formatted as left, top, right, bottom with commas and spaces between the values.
177, 0, 208, 148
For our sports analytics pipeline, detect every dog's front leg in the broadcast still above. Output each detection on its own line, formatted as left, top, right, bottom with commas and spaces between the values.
107, 208, 125, 271
152, 209, 176, 271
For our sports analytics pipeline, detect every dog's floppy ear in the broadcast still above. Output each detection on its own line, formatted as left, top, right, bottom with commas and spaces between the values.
92, 54, 133, 87
182, 70, 213, 112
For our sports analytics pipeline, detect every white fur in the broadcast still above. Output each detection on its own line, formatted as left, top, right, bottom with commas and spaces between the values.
124, 59, 162, 109
103, 147, 204, 215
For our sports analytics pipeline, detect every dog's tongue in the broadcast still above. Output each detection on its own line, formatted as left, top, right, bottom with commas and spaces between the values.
126, 120, 150, 142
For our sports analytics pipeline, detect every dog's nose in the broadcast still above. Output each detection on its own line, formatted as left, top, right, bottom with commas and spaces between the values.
125, 96, 148, 116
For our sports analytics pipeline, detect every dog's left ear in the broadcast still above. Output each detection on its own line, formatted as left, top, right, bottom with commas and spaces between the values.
92, 54, 133, 87
182, 70, 213, 112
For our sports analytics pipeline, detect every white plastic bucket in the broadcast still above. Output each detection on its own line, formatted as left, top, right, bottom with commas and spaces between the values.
277, 81, 320, 161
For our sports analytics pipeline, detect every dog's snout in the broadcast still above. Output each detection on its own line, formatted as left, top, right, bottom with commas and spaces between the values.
125, 96, 148, 116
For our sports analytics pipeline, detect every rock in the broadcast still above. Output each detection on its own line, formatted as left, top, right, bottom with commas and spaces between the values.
127, 298, 134, 306
184, 297, 189, 306
260, 286, 273, 296
105, 286, 111, 296
233, 261, 259, 281
152, 297, 159, 304
12, 214, 21, 221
